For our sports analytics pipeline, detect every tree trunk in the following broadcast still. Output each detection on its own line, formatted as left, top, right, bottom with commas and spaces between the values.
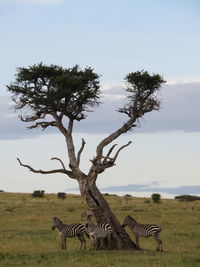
79, 176, 137, 250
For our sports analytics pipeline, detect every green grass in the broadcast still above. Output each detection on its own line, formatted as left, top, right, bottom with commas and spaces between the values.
0, 192, 200, 266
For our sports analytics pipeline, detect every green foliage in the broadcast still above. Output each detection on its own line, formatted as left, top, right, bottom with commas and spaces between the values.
118, 70, 165, 120
175, 195, 200, 202
7, 63, 101, 124
151, 193, 161, 203
32, 190, 45, 198
57, 192, 66, 200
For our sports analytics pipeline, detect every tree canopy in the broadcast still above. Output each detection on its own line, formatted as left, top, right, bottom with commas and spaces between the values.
7, 63, 101, 129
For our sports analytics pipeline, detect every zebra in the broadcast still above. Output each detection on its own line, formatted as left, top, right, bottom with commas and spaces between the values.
81, 211, 112, 250
51, 217, 87, 250
122, 215, 163, 252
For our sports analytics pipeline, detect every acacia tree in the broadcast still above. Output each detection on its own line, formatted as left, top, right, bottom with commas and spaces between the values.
7, 63, 165, 249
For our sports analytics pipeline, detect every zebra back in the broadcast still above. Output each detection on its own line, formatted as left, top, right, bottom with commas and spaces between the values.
122, 215, 161, 237
86, 221, 112, 239
52, 217, 86, 237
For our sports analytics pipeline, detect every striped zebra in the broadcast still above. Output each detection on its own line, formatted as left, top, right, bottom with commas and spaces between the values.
52, 217, 87, 250
81, 211, 112, 250
85, 221, 112, 250
122, 215, 163, 252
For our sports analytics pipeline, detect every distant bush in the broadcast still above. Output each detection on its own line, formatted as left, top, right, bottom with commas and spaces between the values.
151, 193, 161, 203
144, 199, 151, 203
57, 192, 67, 200
103, 193, 118, 197
175, 195, 200, 202
32, 190, 45, 198
120, 206, 133, 211
123, 194, 132, 197
0, 190, 4, 192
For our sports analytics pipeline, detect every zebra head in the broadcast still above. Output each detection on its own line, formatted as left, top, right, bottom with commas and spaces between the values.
81, 210, 93, 222
122, 215, 137, 228
52, 216, 63, 230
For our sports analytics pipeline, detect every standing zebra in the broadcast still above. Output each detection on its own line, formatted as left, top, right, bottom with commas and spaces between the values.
51, 217, 87, 250
122, 215, 163, 252
81, 211, 112, 250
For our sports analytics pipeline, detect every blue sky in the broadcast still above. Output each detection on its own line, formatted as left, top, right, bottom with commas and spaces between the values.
0, 0, 200, 197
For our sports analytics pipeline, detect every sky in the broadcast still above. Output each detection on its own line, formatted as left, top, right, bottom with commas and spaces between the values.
0, 0, 200, 198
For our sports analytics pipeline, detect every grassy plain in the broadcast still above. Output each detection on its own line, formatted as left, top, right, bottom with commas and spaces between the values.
0, 192, 200, 266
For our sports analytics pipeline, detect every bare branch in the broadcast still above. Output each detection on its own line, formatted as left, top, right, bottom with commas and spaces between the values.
27, 121, 56, 130
89, 142, 132, 175
51, 157, 66, 170
102, 144, 117, 165
112, 141, 132, 163
77, 138, 86, 167
96, 118, 135, 159
17, 158, 75, 179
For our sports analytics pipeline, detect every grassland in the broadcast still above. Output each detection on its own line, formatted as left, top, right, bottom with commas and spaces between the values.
0, 192, 200, 266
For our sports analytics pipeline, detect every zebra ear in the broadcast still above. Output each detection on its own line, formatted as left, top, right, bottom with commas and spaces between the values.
127, 215, 137, 223
81, 210, 93, 220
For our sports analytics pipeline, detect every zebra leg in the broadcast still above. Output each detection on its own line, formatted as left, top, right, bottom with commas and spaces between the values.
94, 237, 99, 250
61, 237, 66, 250
63, 237, 66, 250
134, 233, 140, 249
90, 236, 95, 250
83, 237, 86, 250
78, 234, 86, 250
99, 238, 104, 250
155, 234, 163, 252
107, 234, 111, 250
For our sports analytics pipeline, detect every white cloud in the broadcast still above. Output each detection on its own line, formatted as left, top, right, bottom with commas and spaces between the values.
167, 78, 200, 85
0, 0, 63, 5
1, 81, 200, 139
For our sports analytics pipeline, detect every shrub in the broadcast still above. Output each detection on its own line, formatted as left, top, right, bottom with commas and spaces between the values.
144, 199, 151, 203
57, 192, 67, 200
32, 190, 45, 198
151, 193, 161, 203
175, 195, 200, 201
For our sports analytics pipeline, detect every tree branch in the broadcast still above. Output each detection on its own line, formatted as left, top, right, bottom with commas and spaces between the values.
89, 142, 132, 176
96, 118, 135, 159
77, 138, 86, 167
17, 158, 75, 179
27, 121, 56, 130
112, 141, 132, 163
51, 157, 66, 170
102, 144, 117, 165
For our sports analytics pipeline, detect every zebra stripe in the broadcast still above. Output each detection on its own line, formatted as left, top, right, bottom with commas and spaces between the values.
85, 221, 112, 250
52, 217, 87, 250
122, 215, 163, 252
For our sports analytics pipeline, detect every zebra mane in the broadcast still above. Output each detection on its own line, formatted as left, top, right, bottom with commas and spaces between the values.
126, 215, 137, 223
54, 217, 63, 224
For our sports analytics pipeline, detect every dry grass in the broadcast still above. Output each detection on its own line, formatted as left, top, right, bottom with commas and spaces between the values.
0, 192, 200, 266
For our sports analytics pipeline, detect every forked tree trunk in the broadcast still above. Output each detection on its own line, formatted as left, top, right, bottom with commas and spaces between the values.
79, 176, 137, 249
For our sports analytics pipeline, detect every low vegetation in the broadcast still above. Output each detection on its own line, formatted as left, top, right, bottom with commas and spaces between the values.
175, 194, 200, 202
57, 192, 67, 200
0, 192, 200, 266
151, 193, 161, 203
32, 190, 45, 198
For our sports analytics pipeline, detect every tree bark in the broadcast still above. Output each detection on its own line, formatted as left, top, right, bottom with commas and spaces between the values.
78, 176, 137, 249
